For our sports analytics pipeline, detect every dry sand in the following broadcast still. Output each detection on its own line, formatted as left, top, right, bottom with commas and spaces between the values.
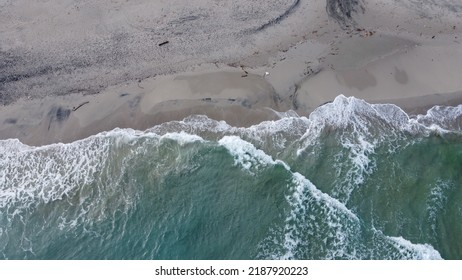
1, 0, 462, 145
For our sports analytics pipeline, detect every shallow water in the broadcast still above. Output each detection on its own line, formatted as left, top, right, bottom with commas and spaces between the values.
1, 95, 461, 259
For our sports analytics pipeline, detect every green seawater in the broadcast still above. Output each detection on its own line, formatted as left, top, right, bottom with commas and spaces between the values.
1, 96, 461, 259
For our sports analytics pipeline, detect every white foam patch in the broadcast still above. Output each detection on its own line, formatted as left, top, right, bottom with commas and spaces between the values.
342, 135, 376, 181
299, 95, 462, 155
278, 172, 362, 260
218, 135, 278, 172
386, 236, 443, 260
161, 132, 205, 145
427, 180, 452, 233
147, 115, 233, 136
0, 128, 206, 217
291, 172, 359, 221
0, 139, 104, 210
146, 114, 309, 155
245, 116, 310, 150
333, 133, 377, 202
298, 96, 386, 168
371, 103, 410, 127
416, 104, 462, 131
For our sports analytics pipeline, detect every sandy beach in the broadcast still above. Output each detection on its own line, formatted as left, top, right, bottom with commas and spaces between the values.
1, 0, 462, 145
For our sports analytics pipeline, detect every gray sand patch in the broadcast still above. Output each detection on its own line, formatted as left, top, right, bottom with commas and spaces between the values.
394, 66, 409, 84
337, 69, 377, 90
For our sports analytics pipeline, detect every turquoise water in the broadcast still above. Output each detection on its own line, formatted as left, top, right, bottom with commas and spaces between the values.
1, 95, 461, 259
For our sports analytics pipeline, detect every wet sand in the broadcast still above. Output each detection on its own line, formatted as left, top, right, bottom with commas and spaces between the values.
1, 0, 462, 145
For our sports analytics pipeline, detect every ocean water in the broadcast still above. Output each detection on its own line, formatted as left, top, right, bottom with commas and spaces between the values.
1, 95, 461, 259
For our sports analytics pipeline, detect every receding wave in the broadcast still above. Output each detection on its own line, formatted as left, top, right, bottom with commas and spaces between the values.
1, 95, 461, 259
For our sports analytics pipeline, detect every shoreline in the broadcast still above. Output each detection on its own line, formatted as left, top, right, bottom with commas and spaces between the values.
2, 75, 461, 146
1, 0, 462, 146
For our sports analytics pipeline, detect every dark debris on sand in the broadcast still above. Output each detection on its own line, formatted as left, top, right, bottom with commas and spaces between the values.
326, 0, 365, 28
